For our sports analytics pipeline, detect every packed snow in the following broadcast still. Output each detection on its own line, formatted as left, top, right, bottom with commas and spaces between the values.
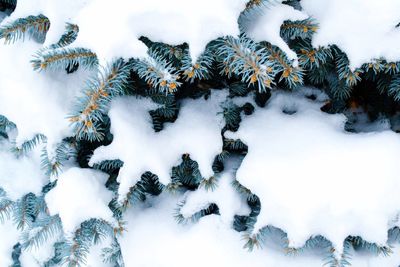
0, 40, 90, 147
302, 0, 400, 69
45, 167, 114, 233
118, 193, 400, 267
90, 90, 226, 200
1, 0, 400, 266
227, 88, 400, 250
0, 141, 47, 200
7, 0, 248, 62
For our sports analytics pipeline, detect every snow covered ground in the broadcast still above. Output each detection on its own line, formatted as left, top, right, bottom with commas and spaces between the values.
1, 0, 400, 266
2, 193, 400, 267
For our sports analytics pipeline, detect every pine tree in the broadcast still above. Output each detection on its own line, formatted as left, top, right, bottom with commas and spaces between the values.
0, 0, 399, 266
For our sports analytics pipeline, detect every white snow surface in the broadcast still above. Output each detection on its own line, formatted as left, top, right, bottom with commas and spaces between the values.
243, 2, 308, 66
302, 0, 400, 69
8, 0, 248, 62
45, 167, 114, 233
0, 40, 90, 146
118, 193, 400, 267
227, 88, 400, 250
0, 142, 47, 200
90, 90, 226, 200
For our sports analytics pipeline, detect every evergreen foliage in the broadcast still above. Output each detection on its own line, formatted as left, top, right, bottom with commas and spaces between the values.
0, 14, 50, 44
1, 0, 400, 266
31, 47, 98, 72
69, 59, 131, 141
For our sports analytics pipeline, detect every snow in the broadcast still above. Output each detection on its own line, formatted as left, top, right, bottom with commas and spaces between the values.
0, 221, 19, 267
118, 193, 400, 267
0, 141, 47, 201
226, 88, 400, 250
243, 1, 308, 66
302, 0, 400, 69
20, 240, 55, 267
8, 0, 248, 62
179, 156, 250, 225
45, 167, 114, 233
0, 40, 91, 146
1, 1, 400, 265
90, 90, 226, 201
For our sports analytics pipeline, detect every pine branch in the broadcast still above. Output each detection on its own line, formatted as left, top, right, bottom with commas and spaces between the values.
0, 15, 50, 44
215, 35, 276, 92
133, 51, 181, 93
0, 114, 15, 137
102, 239, 125, 267
348, 236, 392, 256
40, 139, 77, 177
1, 0, 16, 4
171, 154, 202, 189
244, 0, 270, 12
0, 198, 14, 223
280, 19, 318, 41
21, 215, 63, 249
388, 74, 400, 101
174, 201, 219, 224
11, 133, 47, 156
69, 59, 131, 141
335, 49, 363, 87
92, 159, 124, 173
13, 193, 38, 230
296, 42, 333, 69
31, 47, 98, 71
181, 48, 213, 82
62, 219, 114, 267
50, 23, 79, 49
262, 42, 304, 88
121, 182, 146, 210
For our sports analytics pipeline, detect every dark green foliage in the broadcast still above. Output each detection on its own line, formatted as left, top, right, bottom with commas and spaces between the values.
11, 243, 21, 267
221, 102, 242, 132
50, 23, 79, 49
140, 171, 165, 196
228, 82, 252, 97
282, 0, 302, 10
280, 18, 317, 42
348, 236, 392, 256
170, 154, 202, 190
0, 0, 16, 13
120, 172, 164, 210
148, 93, 178, 131
254, 89, 272, 107
93, 159, 124, 174
388, 74, 400, 101
223, 138, 248, 154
